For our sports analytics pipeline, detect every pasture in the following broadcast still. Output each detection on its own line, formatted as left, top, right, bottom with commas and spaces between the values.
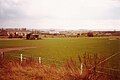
0, 37, 120, 68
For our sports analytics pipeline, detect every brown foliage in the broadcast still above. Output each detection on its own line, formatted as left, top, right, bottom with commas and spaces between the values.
0, 53, 119, 80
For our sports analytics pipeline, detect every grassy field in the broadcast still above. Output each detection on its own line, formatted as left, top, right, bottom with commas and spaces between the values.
0, 37, 120, 68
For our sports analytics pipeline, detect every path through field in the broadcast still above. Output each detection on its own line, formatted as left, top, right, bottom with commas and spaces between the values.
0, 47, 36, 52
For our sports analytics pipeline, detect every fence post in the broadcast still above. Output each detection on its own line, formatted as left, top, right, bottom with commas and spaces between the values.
38, 57, 41, 64
0, 52, 4, 59
80, 63, 83, 75
20, 54, 23, 62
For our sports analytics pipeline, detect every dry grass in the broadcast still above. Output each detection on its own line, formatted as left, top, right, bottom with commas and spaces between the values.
0, 54, 119, 80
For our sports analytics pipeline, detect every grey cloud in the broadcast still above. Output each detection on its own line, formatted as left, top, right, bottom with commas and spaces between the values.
0, 0, 26, 19
109, 7, 120, 19
98, 6, 120, 20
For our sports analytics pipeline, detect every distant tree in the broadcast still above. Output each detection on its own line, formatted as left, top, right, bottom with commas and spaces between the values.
18, 35, 23, 38
8, 34, 13, 38
26, 33, 31, 39
77, 33, 80, 37
87, 32, 93, 37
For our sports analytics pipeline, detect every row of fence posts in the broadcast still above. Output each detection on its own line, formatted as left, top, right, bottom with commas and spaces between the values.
0, 51, 42, 64
20, 53, 84, 74
1, 51, 120, 79
0, 51, 84, 75
0, 53, 40, 64
20, 54, 42, 64
1, 52, 84, 74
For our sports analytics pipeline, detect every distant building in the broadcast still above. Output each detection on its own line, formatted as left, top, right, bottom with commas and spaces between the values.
26, 33, 41, 40
6, 28, 31, 38
0, 29, 8, 36
87, 32, 94, 37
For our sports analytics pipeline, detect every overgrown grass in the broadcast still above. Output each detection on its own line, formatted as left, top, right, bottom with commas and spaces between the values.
0, 53, 120, 80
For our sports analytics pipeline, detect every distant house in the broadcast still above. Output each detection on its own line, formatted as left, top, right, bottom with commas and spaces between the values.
0, 29, 8, 36
6, 28, 31, 38
26, 33, 41, 40
8, 32, 23, 38
100, 31, 120, 36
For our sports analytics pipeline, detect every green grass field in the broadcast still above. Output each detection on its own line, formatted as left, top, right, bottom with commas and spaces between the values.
0, 37, 120, 68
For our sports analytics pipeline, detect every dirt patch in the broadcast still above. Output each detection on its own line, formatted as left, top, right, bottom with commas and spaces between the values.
0, 47, 36, 52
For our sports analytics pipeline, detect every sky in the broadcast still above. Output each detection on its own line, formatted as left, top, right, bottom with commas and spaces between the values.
0, 0, 120, 30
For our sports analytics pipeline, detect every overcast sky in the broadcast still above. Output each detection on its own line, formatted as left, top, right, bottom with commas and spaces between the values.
0, 0, 120, 30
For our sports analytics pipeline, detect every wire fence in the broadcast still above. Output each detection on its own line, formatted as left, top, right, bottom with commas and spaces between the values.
10, 53, 65, 65
0, 51, 120, 79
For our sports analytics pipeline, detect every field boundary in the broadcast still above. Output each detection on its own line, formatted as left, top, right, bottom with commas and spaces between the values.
0, 47, 36, 52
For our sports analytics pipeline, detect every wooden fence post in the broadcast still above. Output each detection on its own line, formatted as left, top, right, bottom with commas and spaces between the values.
38, 57, 41, 64
0, 52, 4, 59
20, 54, 23, 62
80, 63, 83, 75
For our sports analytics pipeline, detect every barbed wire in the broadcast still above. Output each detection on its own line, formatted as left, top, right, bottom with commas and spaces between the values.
90, 52, 120, 70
